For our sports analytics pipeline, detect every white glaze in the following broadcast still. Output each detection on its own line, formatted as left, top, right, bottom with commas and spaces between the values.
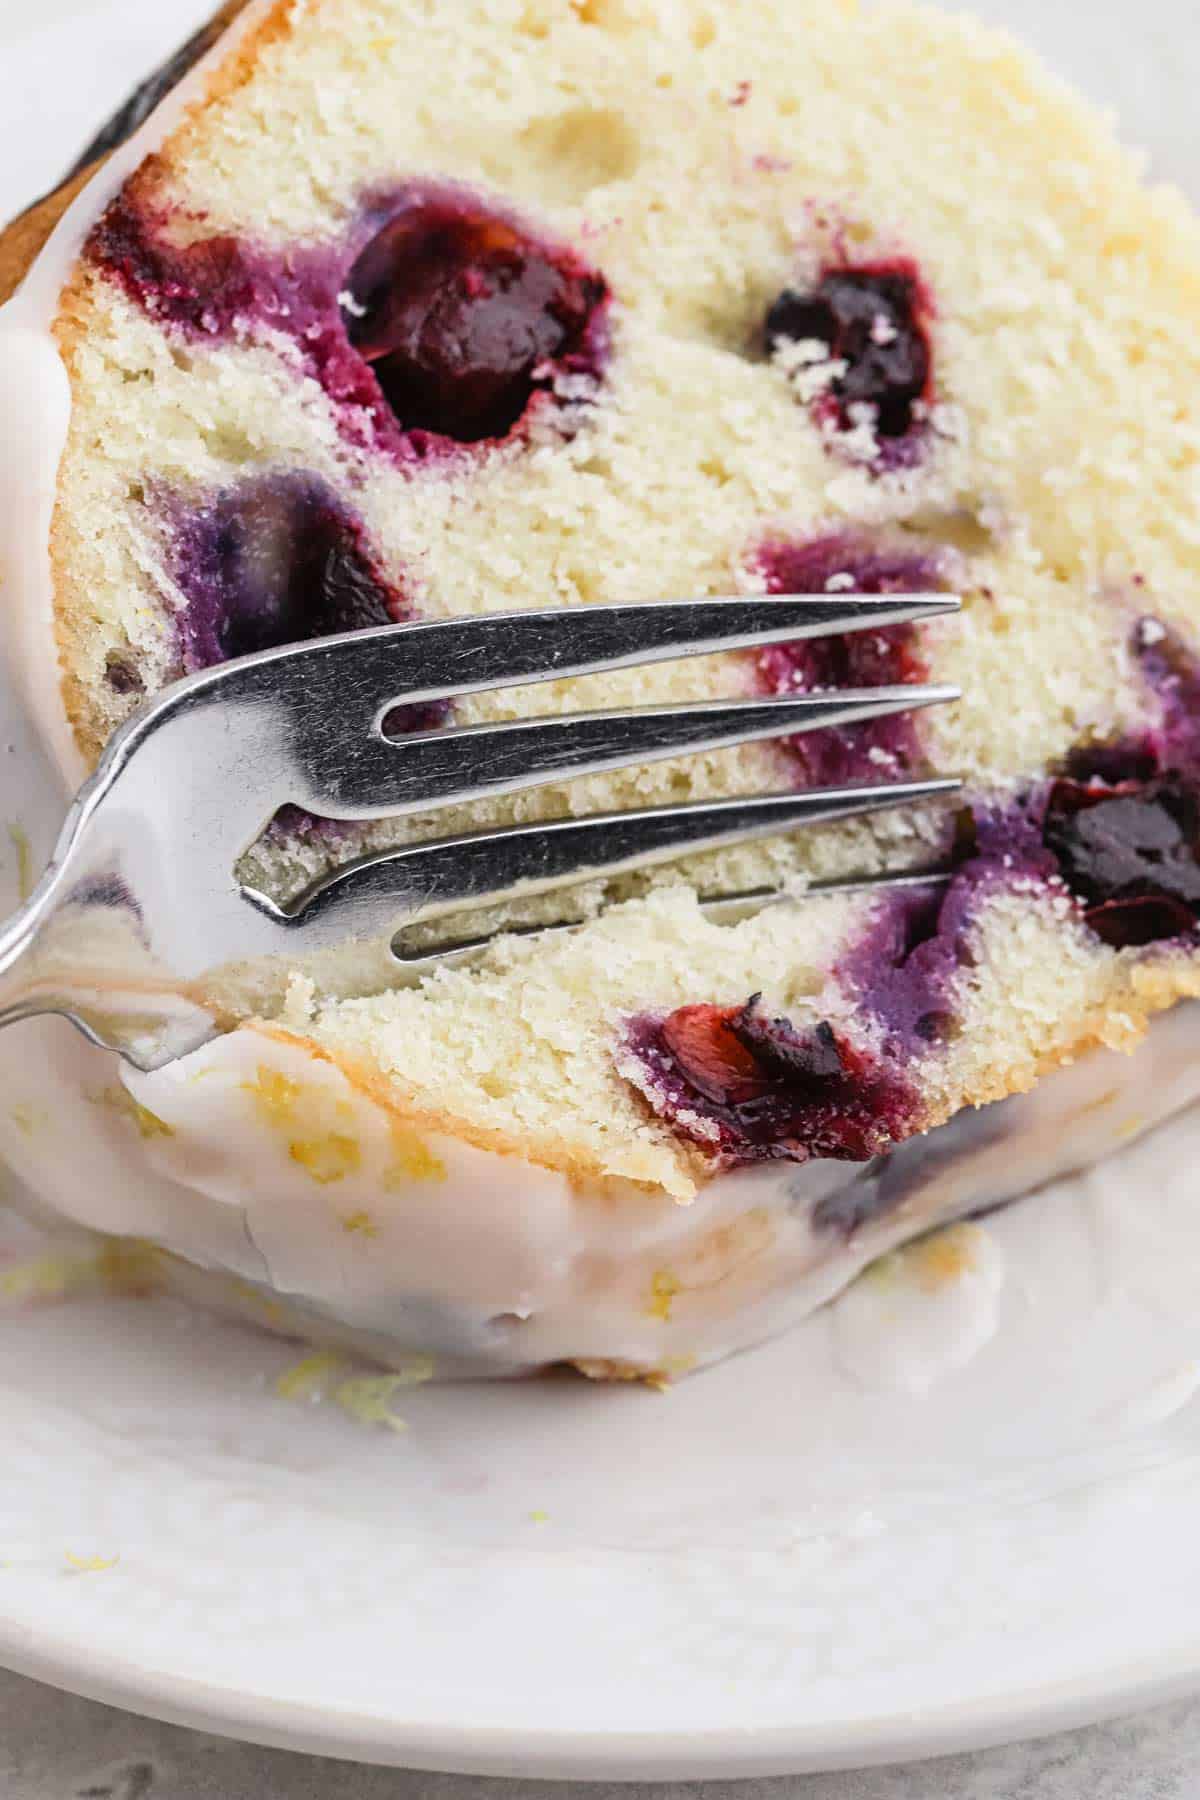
829, 1221, 1006, 1394
3, 1001, 1199, 1378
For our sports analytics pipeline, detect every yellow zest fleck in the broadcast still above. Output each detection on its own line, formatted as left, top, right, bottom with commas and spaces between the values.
647, 1269, 680, 1322
863, 1225, 985, 1297
912, 1224, 981, 1291
394, 1353, 436, 1387
131, 1100, 172, 1140
230, 1278, 286, 1325
89, 1086, 174, 1140
96, 1239, 162, 1297
65, 1552, 119, 1573
340, 1210, 379, 1238
529, 1509, 549, 1525
243, 1066, 302, 1126
8, 824, 32, 903
334, 1374, 411, 1433
0, 1250, 97, 1305
289, 1132, 361, 1184
275, 1350, 345, 1402
10, 1103, 39, 1137
383, 1122, 446, 1187
643, 1354, 697, 1392
862, 1250, 900, 1289
333, 1356, 432, 1428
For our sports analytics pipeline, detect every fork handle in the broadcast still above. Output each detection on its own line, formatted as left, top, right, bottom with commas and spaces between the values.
0, 806, 218, 1070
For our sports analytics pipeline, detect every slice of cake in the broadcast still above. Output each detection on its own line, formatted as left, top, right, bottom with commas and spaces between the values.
2, 0, 1200, 1379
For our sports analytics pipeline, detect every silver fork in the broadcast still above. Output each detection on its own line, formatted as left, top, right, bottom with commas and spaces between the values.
0, 594, 960, 1070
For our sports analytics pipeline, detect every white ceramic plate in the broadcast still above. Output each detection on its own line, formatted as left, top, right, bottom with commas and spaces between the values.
2, 0, 1200, 1777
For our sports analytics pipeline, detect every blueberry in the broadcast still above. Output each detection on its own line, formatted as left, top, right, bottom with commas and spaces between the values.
1042, 778, 1200, 948
625, 996, 918, 1168
171, 474, 403, 669
342, 202, 608, 442
765, 267, 931, 439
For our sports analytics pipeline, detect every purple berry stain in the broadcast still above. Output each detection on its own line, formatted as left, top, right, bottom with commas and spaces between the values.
88, 184, 609, 459
1035, 616, 1200, 950
168, 471, 448, 744
169, 473, 407, 661
623, 998, 920, 1169
341, 197, 609, 443
752, 534, 947, 787
765, 262, 933, 451
621, 610, 1200, 1171
1042, 778, 1200, 949
839, 804, 1055, 1053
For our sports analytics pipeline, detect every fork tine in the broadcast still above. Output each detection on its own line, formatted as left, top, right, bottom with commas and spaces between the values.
245, 775, 961, 949
205, 594, 961, 721
294, 684, 960, 818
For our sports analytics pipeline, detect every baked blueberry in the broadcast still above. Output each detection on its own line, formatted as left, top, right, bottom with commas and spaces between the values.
1043, 777, 1200, 948
765, 266, 932, 440
342, 199, 608, 442
171, 473, 405, 668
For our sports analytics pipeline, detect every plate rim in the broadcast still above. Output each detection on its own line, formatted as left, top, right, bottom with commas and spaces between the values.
2, 1616, 1199, 1776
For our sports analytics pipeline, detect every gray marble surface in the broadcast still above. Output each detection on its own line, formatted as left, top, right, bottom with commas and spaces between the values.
2, 1670, 1199, 1798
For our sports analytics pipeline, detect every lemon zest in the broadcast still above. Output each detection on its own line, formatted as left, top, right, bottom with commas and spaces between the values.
231, 1278, 287, 1324
275, 1350, 345, 1401
334, 1374, 411, 1432
289, 1132, 361, 1184
340, 1210, 379, 1237
0, 1251, 96, 1304
860, 1224, 986, 1296
647, 1269, 680, 1322
96, 1239, 163, 1295
383, 1122, 446, 1186
913, 1227, 975, 1289
10, 1104, 39, 1137
88, 1086, 173, 1139
65, 1552, 119, 1573
243, 1066, 302, 1126
8, 824, 32, 903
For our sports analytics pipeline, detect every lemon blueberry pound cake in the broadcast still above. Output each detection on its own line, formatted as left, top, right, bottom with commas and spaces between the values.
3, 0, 1200, 1378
